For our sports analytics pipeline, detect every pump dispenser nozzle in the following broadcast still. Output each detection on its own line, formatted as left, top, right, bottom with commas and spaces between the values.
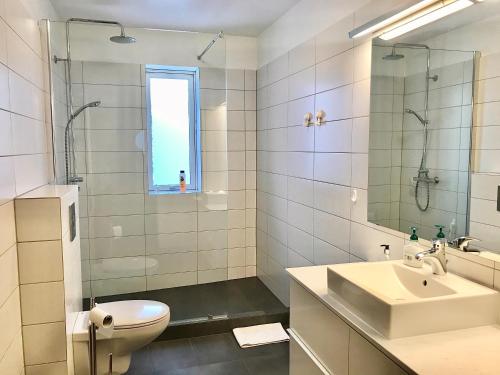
410, 227, 419, 241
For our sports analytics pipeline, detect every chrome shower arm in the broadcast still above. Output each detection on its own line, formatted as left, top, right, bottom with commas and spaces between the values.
197, 31, 224, 61
67, 18, 126, 36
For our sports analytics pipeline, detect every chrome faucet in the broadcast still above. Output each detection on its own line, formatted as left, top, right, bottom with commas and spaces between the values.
415, 240, 447, 275
449, 236, 480, 253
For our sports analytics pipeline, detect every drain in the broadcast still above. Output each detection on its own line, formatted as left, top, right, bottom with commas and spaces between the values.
422, 280, 428, 286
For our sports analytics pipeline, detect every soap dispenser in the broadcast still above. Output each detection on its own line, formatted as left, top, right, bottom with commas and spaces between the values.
403, 227, 423, 268
434, 224, 446, 251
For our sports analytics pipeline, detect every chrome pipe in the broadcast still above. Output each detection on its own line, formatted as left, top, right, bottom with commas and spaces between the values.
197, 31, 224, 60
67, 18, 126, 36
89, 297, 97, 375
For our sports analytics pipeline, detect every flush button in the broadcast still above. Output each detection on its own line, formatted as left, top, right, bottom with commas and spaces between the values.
497, 186, 500, 211
69, 203, 76, 242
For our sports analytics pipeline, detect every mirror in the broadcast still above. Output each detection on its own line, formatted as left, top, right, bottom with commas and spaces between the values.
368, 1, 500, 245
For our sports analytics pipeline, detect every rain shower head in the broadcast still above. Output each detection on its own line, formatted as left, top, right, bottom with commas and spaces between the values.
383, 47, 405, 60
110, 32, 136, 44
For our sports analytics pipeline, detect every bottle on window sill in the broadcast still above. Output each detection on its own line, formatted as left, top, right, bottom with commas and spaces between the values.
179, 170, 186, 193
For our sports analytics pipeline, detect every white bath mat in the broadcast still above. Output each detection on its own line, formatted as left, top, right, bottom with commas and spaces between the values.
233, 323, 289, 348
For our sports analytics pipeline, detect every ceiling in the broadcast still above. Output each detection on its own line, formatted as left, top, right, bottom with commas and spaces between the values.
48, 0, 302, 36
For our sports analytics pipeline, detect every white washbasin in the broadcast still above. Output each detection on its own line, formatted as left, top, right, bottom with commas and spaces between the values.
327, 260, 499, 339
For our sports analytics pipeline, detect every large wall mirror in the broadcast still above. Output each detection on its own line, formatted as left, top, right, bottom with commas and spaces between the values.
368, 1, 500, 246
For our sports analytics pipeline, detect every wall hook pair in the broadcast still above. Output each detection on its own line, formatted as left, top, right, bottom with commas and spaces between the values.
303, 111, 326, 126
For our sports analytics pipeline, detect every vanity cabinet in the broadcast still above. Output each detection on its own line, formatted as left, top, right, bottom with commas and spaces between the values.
289, 280, 407, 375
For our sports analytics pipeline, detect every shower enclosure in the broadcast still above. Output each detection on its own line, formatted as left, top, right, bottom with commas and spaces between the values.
47, 20, 258, 300
368, 43, 475, 240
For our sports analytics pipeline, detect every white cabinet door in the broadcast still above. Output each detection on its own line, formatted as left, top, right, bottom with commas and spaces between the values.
290, 331, 330, 375
349, 329, 407, 375
290, 280, 349, 375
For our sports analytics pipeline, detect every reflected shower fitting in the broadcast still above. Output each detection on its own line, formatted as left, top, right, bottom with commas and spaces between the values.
382, 43, 439, 212
53, 18, 136, 185
64, 101, 100, 184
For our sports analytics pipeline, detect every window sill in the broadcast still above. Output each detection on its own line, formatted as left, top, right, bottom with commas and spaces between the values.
148, 189, 200, 196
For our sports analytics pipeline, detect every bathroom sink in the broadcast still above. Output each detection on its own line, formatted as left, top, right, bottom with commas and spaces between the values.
327, 261, 499, 339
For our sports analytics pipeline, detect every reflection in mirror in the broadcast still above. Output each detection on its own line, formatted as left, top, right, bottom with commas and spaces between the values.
365, 2, 500, 244
369, 43, 474, 241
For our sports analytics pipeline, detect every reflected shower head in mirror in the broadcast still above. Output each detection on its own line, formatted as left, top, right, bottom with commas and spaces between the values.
383, 47, 404, 60
110, 32, 136, 44
405, 108, 428, 126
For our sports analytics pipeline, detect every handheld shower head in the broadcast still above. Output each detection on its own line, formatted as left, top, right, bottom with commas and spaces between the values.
71, 101, 101, 121
405, 108, 428, 126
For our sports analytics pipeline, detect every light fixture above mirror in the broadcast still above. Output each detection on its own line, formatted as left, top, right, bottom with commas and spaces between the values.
349, 0, 482, 40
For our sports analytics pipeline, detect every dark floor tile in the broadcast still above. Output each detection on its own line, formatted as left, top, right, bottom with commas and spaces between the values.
243, 354, 289, 375
158, 360, 250, 375
148, 338, 198, 372
125, 348, 153, 375
190, 333, 241, 365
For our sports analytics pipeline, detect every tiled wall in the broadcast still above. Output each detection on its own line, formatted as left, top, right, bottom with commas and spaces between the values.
15, 185, 82, 375
61, 61, 257, 297
419, 13, 500, 253
367, 46, 404, 230
0, 0, 55, 374
400, 50, 472, 240
255, 9, 500, 306
256, 15, 379, 305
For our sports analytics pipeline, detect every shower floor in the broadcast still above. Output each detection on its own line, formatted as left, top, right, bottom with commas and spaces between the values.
83, 277, 289, 340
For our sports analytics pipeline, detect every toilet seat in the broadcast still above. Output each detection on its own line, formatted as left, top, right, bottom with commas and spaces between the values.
97, 300, 170, 330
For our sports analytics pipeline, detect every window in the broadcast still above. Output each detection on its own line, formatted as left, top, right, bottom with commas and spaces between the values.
146, 65, 201, 193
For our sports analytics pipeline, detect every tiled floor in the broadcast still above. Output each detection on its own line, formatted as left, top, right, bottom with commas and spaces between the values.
125, 332, 289, 375
85, 278, 286, 321
85, 278, 289, 340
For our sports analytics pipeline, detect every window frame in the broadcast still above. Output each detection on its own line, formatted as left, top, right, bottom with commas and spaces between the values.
145, 65, 201, 194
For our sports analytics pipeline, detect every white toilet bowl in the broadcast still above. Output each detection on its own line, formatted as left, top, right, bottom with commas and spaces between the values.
73, 300, 170, 375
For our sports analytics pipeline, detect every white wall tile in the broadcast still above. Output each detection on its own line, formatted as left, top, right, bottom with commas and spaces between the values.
145, 212, 197, 234
288, 67, 315, 101
314, 153, 351, 186
315, 119, 352, 153
316, 50, 353, 93
315, 84, 353, 121
145, 251, 196, 275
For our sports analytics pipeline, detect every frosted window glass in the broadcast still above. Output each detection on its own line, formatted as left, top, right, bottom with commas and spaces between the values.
150, 78, 191, 186
146, 66, 200, 193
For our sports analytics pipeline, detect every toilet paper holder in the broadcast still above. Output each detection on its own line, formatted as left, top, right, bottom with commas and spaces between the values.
89, 297, 98, 375
88, 298, 115, 375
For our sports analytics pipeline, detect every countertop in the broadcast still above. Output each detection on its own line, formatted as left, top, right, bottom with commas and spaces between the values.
287, 265, 500, 375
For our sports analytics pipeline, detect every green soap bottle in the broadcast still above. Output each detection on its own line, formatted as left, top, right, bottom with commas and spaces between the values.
410, 227, 419, 242
434, 225, 446, 250
435, 225, 445, 239
404, 227, 423, 268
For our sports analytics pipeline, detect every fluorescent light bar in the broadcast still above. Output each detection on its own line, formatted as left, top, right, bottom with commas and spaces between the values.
379, 0, 474, 40
349, 0, 436, 39
349, 0, 479, 40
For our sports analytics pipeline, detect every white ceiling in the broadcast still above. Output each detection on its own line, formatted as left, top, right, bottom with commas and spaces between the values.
48, 0, 302, 36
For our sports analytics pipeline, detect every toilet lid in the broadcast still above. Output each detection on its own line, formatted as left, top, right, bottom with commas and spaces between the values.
97, 300, 169, 329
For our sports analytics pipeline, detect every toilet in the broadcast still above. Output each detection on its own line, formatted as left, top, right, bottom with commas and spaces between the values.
73, 300, 170, 375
